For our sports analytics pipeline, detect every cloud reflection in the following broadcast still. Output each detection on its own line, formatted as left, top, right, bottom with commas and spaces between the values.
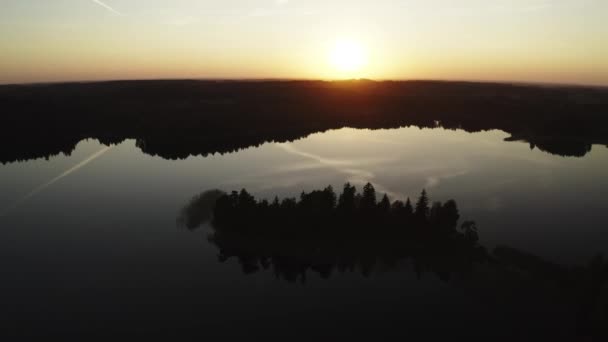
276, 143, 402, 199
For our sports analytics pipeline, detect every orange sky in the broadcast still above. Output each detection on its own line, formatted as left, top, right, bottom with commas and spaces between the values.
1, 0, 607, 85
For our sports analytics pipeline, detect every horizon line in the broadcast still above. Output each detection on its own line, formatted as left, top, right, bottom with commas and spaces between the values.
1, 77, 606, 89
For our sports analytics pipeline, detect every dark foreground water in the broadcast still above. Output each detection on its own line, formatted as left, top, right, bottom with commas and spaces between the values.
1, 126, 607, 339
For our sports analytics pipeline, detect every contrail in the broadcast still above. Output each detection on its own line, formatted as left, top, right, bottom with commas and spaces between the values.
0, 146, 113, 217
92, 0, 125, 16
276, 143, 403, 200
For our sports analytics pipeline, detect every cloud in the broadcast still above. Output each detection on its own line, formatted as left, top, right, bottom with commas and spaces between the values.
424, 170, 468, 189
275, 0, 289, 5
92, 0, 125, 16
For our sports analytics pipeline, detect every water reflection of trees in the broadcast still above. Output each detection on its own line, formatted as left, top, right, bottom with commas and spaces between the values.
2, 80, 607, 163
207, 184, 485, 283
179, 184, 484, 282
179, 184, 608, 338
491, 246, 608, 339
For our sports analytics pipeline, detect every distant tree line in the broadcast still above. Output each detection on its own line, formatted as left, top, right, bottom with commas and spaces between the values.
2, 80, 607, 163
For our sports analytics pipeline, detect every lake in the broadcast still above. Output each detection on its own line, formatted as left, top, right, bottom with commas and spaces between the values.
1, 125, 607, 339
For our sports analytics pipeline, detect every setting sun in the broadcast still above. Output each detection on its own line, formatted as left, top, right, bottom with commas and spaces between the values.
330, 40, 367, 74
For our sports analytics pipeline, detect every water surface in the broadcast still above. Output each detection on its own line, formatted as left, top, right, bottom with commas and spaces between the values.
1, 126, 607, 338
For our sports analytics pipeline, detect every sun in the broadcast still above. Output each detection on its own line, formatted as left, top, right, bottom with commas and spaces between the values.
330, 40, 367, 74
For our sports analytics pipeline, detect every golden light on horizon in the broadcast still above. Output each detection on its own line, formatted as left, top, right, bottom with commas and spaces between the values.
329, 40, 367, 76
0, 2, 606, 85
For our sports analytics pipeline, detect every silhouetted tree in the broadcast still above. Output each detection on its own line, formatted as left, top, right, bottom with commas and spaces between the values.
177, 189, 226, 230
439, 199, 460, 232
324, 185, 337, 209
281, 197, 297, 210
429, 201, 443, 225
415, 189, 430, 219
213, 191, 238, 224
360, 183, 377, 211
404, 198, 413, 216
378, 194, 391, 214
460, 221, 478, 244
299, 186, 336, 216
392, 200, 404, 210
239, 189, 256, 210
271, 196, 280, 209
338, 183, 357, 213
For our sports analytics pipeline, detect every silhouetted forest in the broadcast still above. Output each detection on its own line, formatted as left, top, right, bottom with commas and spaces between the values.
177, 183, 608, 338
207, 184, 485, 282
178, 184, 483, 281
1, 80, 607, 163
179, 184, 485, 281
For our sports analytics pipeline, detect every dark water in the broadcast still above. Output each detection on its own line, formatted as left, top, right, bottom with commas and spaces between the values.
1, 126, 607, 339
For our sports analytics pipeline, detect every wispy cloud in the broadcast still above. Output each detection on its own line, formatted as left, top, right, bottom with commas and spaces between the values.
92, 0, 125, 16
424, 170, 468, 189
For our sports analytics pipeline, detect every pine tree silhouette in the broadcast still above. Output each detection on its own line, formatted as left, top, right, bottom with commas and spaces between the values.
378, 194, 391, 213
360, 182, 377, 211
415, 189, 429, 219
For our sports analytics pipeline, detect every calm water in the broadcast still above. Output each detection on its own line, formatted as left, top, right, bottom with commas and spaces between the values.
1, 126, 607, 339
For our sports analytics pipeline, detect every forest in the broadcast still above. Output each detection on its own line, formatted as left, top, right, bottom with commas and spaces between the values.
179, 183, 484, 281
1, 80, 607, 163
176, 183, 608, 336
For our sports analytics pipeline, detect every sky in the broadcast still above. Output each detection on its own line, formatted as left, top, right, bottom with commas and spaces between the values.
0, 0, 606, 85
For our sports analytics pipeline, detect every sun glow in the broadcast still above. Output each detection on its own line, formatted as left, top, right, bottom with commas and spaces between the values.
330, 40, 367, 74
